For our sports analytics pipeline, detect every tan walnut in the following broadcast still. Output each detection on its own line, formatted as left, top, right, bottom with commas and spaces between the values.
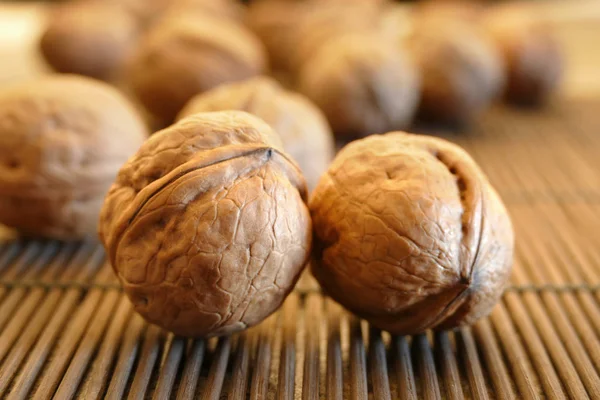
406, 20, 504, 126
99, 111, 312, 337
299, 34, 420, 139
0, 75, 148, 239
40, 2, 139, 80
309, 132, 513, 334
483, 6, 563, 106
127, 14, 266, 123
178, 76, 335, 191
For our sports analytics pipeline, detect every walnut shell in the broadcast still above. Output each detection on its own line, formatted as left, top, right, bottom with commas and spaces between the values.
99, 111, 312, 337
40, 2, 139, 80
246, 1, 378, 74
406, 21, 504, 126
299, 34, 420, 139
483, 7, 562, 105
0, 75, 148, 239
310, 132, 513, 334
177, 76, 334, 191
127, 14, 266, 123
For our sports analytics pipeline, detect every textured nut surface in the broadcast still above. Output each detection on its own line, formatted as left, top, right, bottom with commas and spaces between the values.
299, 34, 420, 138
310, 132, 513, 334
128, 14, 266, 122
0, 75, 148, 239
484, 7, 562, 105
99, 111, 312, 337
178, 76, 334, 190
407, 21, 504, 125
40, 2, 139, 80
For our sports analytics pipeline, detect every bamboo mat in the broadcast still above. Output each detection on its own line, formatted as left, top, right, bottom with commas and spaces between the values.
1, 100, 600, 399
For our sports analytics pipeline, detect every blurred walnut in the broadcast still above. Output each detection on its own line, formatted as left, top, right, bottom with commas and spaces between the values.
0, 75, 147, 239
40, 2, 139, 80
246, 0, 379, 74
310, 132, 513, 334
299, 34, 420, 139
128, 14, 266, 123
99, 111, 312, 337
406, 20, 504, 125
178, 77, 334, 190
112, 0, 242, 27
483, 6, 562, 105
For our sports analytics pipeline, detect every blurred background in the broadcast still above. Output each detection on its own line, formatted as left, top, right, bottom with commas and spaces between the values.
0, 1, 599, 96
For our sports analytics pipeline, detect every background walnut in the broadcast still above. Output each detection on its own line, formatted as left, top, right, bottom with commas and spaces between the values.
298, 34, 420, 139
309, 132, 513, 334
246, 0, 379, 75
127, 14, 266, 123
177, 76, 334, 191
40, 2, 139, 80
483, 6, 563, 106
406, 20, 504, 126
99, 111, 312, 337
0, 75, 148, 239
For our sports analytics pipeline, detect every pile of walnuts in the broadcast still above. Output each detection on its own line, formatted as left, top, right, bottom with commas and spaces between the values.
0, 0, 529, 337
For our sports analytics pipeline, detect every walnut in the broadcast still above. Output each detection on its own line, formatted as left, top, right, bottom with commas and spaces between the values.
483, 6, 562, 106
246, 1, 379, 74
309, 132, 513, 334
177, 76, 334, 191
298, 34, 420, 139
127, 14, 266, 123
406, 20, 504, 126
0, 75, 148, 239
99, 111, 312, 337
40, 2, 139, 80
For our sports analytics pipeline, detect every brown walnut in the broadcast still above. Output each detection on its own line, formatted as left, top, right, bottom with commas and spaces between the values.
177, 76, 334, 191
246, 1, 379, 74
299, 34, 420, 139
406, 20, 504, 126
99, 111, 312, 337
127, 14, 266, 123
40, 2, 139, 80
0, 75, 148, 239
483, 6, 563, 106
310, 132, 513, 334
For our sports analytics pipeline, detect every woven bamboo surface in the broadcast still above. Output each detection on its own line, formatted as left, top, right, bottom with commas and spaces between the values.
0, 100, 600, 399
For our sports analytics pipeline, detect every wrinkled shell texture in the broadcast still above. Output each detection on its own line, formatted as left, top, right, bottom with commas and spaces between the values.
100, 111, 312, 337
484, 11, 562, 105
40, 3, 139, 80
178, 77, 334, 191
299, 34, 420, 138
407, 21, 504, 125
0, 75, 147, 239
128, 15, 266, 122
310, 132, 513, 334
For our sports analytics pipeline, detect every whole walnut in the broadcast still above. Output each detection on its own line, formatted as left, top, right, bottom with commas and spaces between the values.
246, 0, 310, 72
483, 7, 563, 105
99, 111, 312, 337
299, 34, 420, 139
128, 14, 266, 123
40, 2, 139, 80
406, 21, 504, 126
178, 77, 334, 191
310, 132, 513, 334
289, 3, 381, 73
246, 1, 378, 74
0, 75, 148, 239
